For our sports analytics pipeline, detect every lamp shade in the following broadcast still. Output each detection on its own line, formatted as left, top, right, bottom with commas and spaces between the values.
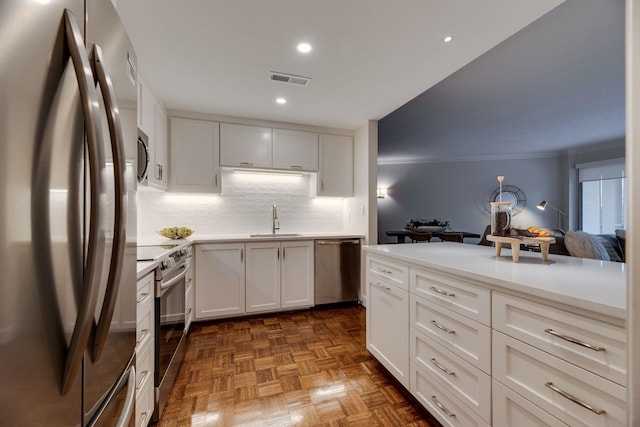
537, 200, 548, 210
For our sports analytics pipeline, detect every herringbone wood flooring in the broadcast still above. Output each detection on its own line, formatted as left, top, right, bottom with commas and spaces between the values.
159, 305, 442, 426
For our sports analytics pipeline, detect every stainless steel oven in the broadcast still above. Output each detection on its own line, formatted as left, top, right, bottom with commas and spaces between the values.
150, 246, 191, 422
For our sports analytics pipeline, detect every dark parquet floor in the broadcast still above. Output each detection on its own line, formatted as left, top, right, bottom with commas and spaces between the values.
158, 305, 442, 426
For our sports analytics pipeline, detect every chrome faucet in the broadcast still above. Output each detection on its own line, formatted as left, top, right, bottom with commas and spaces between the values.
272, 204, 280, 234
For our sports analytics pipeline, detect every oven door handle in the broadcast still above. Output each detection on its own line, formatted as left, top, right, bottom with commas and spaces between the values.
159, 265, 188, 294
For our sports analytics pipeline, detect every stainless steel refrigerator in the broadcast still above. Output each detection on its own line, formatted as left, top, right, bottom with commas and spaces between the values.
0, 0, 139, 425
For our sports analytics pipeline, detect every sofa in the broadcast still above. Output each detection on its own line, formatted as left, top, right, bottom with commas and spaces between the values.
547, 229, 626, 262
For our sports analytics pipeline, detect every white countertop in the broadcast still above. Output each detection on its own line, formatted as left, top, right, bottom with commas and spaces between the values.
136, 233, 363, 278
364, 242, 626, 320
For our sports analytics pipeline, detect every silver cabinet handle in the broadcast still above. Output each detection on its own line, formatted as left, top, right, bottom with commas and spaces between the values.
187, 308, 193, 315
156, 163, 163, 180
240, 248, 244, 263
136, 292, 150, 304
544, 329, 605, 352
137, 329, 149, 343
214, 173, 218, 187
545, 382, 606, 415
90, 43, 128, 363
136, 369, 149, 389
61, 9, 106, 394
430, 286, 455, 297
290, 165, 303, 170
431, 395, 456, 417
375, 283, 391, 292
376, 266, 393, 274
318, 239, 361, 245
431, 320, 456, 334
240, 162, 254, 167
282, 247, 285, 260
277, 247, 280, 260
431, 358, 455, 376
320, 179, 324, 192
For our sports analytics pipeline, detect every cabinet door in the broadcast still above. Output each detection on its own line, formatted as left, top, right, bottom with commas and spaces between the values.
272, 128, 318, 171
318, 134, 353, 196
195, 244, 245, 319
220, 123, 272, 168
170, 118, 220, 192
137, 76, 155, 140
245, 242, 281, 313
366, 278, 409, 387
148, 104, 168, 189
281, 240, 314, 308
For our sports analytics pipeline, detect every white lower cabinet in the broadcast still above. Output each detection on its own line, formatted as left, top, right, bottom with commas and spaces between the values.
366, 256, 409, 387
195, 243, 245, 319
411, 361, 491, 427
135, 271, 155, 427
280, 240, 314, 308
493, 380, 568, 427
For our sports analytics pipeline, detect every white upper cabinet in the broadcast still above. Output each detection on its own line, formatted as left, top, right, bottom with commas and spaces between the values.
318, 134, 353, 197
151, 104, 168, 189
272, 128, 318, 172
137, 76, 155, 140
170, 118, 220, 193
220, 123, 272, 168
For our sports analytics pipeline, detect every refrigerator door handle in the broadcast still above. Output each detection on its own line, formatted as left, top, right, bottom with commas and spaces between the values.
115, 366, 136, 427
61, 9, 107, 394
89, 43, 128, 362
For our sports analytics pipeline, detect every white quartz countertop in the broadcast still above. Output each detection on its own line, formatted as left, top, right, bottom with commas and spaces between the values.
137, 232, 364, 246
364, 242, 626, 320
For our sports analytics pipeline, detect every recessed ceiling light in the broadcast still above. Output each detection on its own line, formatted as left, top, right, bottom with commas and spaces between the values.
443, 35, 454, 43
297, 42, 312, 53
276, 97, 287, 105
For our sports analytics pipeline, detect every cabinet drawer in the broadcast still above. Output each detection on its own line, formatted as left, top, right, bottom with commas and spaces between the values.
185, 285, 193, 332
410, 328, 490, 422
410, 361, 490, 427
492, 292, 626, 386
493, 380, 568, 427
135, 373, 153, 427
410, 266, 490, 325
136, 339, 154, 391
367, 255, 408, 290
410, 294, 490, 373
137, 272, 154, 306
136, 304, 153, 349
493, 331, 626, 427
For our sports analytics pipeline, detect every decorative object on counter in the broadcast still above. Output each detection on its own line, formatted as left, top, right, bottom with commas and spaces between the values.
537, 200, 567, 230
157, 226, 194, 239
486, 234, 556, 262
490, 176, 513, 237
405, 218, 449, 232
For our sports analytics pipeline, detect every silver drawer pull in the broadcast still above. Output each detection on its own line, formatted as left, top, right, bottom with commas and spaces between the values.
376, 266, 393, 274
430, 286, 455, 297
431, 395, 456, 417
545, 382, 606, 415
544, 329, 605, 352
136, 292, 149, 304
136, 370, 149, 389
431, 358, 455, 376
239, 162, 254, 167
137, 329, 149, 343
431, 320, 456, 334
375, 283, 391, 292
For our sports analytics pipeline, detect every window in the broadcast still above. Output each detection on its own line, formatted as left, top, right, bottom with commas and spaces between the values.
577, 159, 626, 234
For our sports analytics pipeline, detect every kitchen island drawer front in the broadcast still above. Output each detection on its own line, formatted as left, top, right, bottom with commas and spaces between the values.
135, 339, 153, 391
135, 373, 153, 427
493, 380, 568, 427
493, 331, 626, 427
367, 254, 408, 290
410, 266, 490, 325
493, 292, 626, 386
411, 294, 490, 373
410, 328, 491, 422
410, 361, 490, 427
136, 271, 154, 306
136, 302, 153, 349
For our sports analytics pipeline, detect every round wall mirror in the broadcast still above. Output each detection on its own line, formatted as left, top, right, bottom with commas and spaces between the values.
489, 184, 527, 215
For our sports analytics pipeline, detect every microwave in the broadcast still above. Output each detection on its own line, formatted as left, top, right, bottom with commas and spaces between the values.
137, 130, 149, 183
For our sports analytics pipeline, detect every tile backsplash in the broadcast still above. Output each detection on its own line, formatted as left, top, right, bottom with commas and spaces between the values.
137, 170, 344, 239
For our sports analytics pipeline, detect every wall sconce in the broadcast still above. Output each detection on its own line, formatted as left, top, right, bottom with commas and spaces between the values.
537, 200, 567, 230
377, 187, 387, 198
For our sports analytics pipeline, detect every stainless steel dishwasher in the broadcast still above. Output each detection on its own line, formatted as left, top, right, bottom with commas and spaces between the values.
314, 239, 361, 305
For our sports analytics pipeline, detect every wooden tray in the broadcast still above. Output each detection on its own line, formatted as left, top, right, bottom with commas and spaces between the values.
486, 235, 556, 262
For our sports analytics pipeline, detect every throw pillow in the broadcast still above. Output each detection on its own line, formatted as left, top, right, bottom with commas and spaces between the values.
564, 231, 610, 261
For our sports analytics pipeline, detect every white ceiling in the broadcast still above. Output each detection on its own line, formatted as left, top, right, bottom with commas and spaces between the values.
116, 0, 564, 131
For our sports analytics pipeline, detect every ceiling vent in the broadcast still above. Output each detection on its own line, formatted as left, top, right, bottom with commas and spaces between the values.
269, 71, 311, 87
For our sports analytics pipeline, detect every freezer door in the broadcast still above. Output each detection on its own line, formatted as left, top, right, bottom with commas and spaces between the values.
0, 1, 91, 425
83, 0, 138, 422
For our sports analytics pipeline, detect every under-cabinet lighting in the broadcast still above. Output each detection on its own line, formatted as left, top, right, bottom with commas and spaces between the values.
297, 42, 312, 53
276, 97, 287, 105
443, 35, 454, 43
232, 169, 303, 177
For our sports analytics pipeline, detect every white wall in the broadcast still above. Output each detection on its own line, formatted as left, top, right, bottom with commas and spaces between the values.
137, 169, 344, 240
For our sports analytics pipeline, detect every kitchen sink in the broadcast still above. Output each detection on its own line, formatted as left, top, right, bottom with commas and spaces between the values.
249, 233, 302, 238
